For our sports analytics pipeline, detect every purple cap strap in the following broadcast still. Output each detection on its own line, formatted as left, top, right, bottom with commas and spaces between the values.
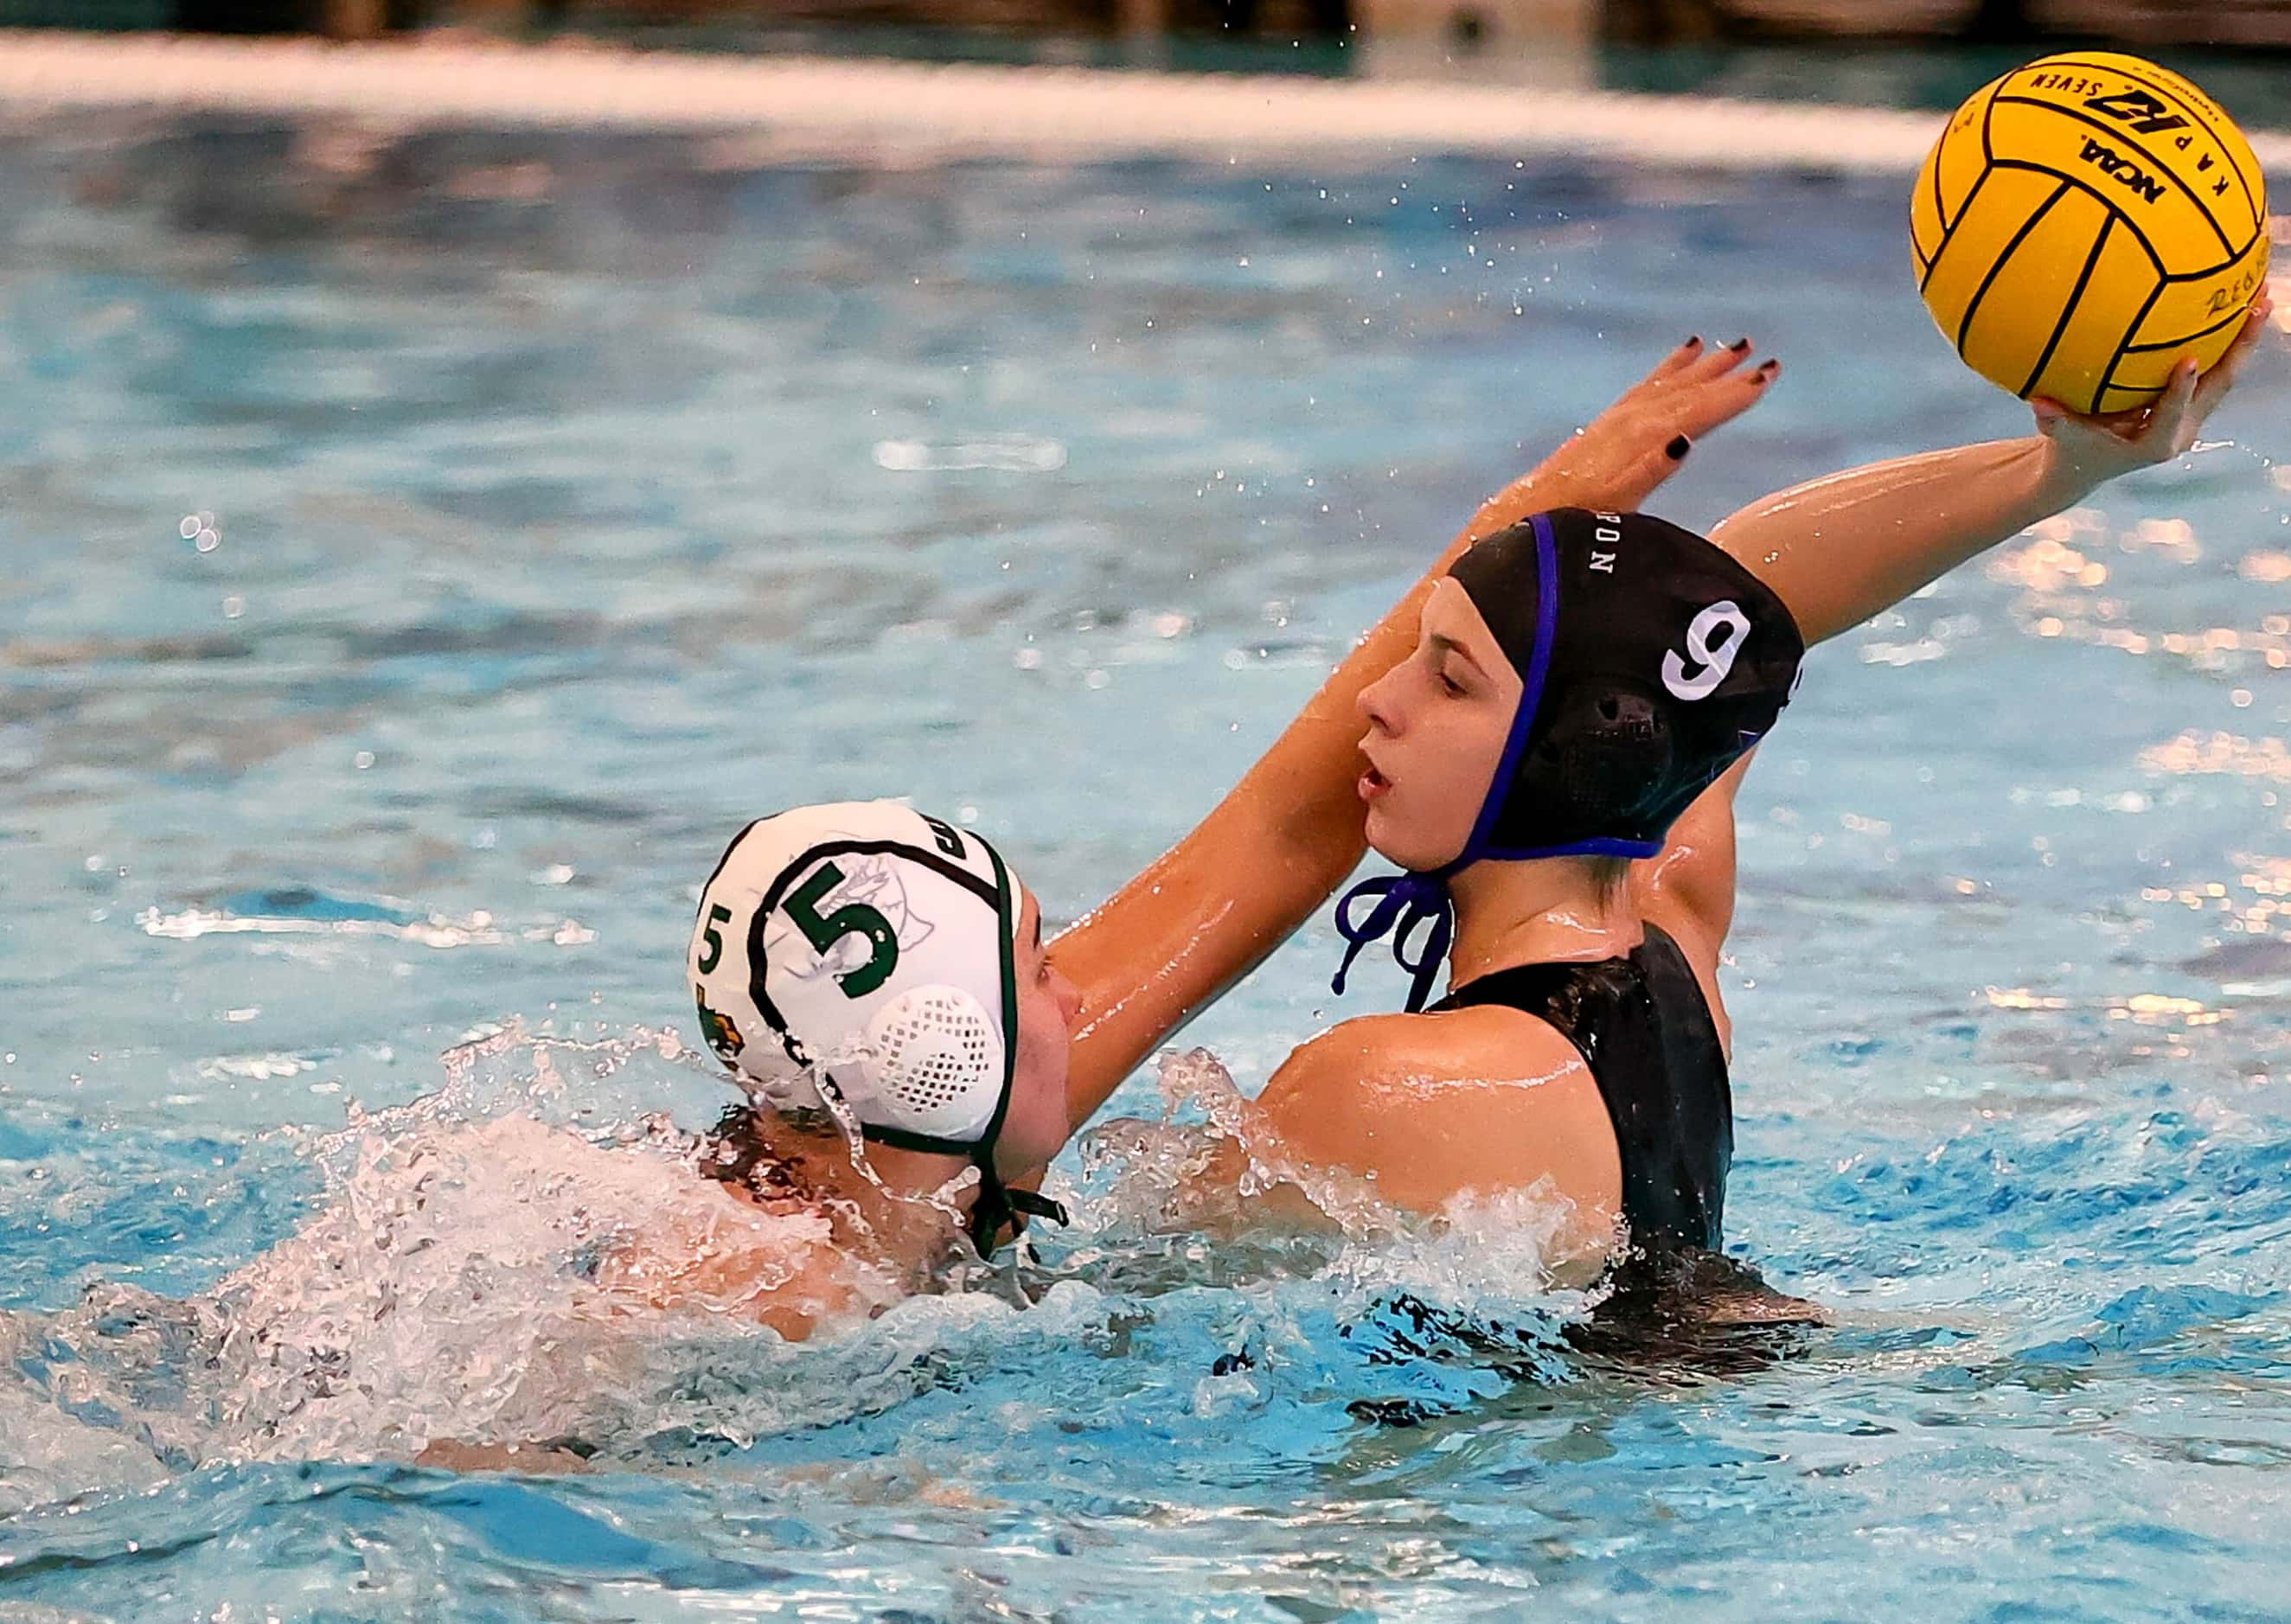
1331, 869, 1457, 1013
1453, 511, 1561, 867
1328, 513, 1559, 1010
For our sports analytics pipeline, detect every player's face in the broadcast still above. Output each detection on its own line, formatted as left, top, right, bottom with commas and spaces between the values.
1355, 580, 1525, 873
997, 889, 1083, 1176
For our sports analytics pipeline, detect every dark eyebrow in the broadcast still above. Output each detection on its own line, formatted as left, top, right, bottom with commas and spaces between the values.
1426, 632, 1493, 683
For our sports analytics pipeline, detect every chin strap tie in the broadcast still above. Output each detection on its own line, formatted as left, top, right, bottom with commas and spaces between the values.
1331, 868, 1457, 1014
966, 1155, 1072, 1259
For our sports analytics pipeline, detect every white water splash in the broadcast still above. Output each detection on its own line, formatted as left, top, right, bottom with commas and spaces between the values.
1, 1036, 1609, 1500
0, 1025, 924, 1478
203, 1115, 791, 1460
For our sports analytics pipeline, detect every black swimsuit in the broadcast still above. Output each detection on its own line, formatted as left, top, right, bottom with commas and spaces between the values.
1234, 932, 1815, 1393
1425, 921, 1730, 1254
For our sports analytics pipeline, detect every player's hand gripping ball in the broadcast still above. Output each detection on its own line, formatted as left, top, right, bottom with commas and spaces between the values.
1913, 52, 2269, 414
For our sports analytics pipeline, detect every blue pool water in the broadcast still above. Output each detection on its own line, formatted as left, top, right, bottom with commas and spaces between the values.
2, 92, 2289, 1619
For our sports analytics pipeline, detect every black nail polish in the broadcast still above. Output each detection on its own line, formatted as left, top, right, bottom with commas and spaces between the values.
1666, 434, 1691, 459
1757, 358, 1780, 379
1685, 335, 1702, 348
1729, 337, 1751, 353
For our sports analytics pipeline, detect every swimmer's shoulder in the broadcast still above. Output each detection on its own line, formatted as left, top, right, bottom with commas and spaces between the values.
1272, 1004, 1586, 1097
1255, 1007, 1621, 1223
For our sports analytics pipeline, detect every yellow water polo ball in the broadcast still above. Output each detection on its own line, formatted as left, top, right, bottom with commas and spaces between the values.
1911, 52, 2269, 415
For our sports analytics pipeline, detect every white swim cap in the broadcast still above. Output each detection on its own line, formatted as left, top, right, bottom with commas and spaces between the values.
688, 801, 1066, 1251
691, 799, 1024, 1146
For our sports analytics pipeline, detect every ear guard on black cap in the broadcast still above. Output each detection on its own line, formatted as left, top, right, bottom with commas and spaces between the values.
1533, 682, 1677, 831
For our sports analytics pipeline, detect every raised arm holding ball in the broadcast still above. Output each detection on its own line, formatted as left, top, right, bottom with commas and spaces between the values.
1216, 299, 2269, 1287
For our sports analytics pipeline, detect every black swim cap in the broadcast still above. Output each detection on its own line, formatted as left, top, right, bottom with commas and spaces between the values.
1333, 508, 1804, 1012
1447, 508, 1805, 860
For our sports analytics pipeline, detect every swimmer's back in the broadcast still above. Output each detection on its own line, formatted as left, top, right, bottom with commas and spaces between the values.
1249, 1000, 1624, 1271
1426, 921, 1730, 1251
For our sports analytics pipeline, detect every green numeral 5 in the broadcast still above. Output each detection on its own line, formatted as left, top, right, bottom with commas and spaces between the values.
784, 862, 898, 998
696, 903, 732, 974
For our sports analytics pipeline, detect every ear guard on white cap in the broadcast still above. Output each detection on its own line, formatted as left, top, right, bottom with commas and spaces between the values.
688, 801, 1066, 1255
865, 984, 1002, 1138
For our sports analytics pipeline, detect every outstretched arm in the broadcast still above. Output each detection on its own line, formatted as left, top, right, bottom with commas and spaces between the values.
1712, 303, 2269, 646
1050, 340, 1781, 1130
1644, 304, 2270, 971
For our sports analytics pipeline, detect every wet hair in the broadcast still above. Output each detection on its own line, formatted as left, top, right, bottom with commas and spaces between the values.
1590, 854, 1634, 904
696, 1101, 825, 1205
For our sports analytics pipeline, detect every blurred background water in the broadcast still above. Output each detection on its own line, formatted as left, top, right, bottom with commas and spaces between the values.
2, 61, 2290, 1619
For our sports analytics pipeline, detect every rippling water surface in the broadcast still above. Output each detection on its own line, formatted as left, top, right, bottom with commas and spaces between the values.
2, 93, 2289, 1621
